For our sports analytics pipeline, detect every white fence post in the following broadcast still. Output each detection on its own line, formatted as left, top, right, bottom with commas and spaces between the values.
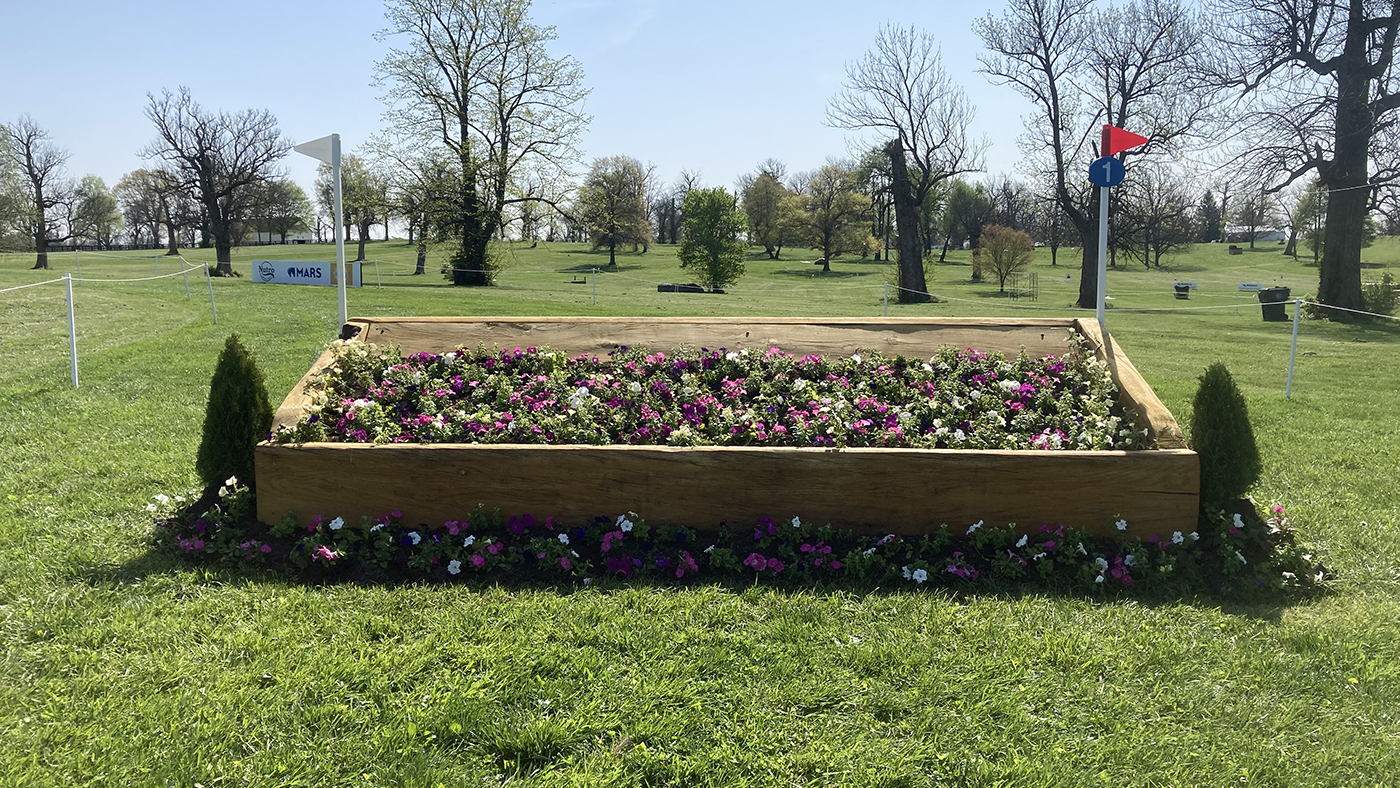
1286, 298, 1301, 398
65, 274, 78, 388
205, 263, 218, 324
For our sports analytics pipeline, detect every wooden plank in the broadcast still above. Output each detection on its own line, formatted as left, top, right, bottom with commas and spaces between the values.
351, 316, 1080, 360
255, 443, 1199, 538
270, 346, 338, 432
1074, 319, 1187, 449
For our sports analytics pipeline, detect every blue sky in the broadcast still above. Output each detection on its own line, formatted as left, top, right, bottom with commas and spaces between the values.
1, 0, 1031, 199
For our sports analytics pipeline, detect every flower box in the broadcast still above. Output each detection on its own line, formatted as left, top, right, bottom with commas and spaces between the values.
255, 317, 1198, 537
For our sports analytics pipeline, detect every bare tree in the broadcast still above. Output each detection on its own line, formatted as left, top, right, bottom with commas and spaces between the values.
1, 116, 75, 269
375, 0, 590, 286
977, 0, 1213, 308
1210, 0, 1400, 318
142, 88, 289, 275
829, 25, 985, 302
115, 169, 165, 246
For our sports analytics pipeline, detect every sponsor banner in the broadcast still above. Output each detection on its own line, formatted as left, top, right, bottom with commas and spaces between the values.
1237, 283, 1263, 291
1172, 281, 1198, 290
252, 260, 361, 287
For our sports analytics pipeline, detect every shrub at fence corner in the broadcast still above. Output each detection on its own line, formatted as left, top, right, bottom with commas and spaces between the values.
1190, 362, 1261, 508
196, 334, 273, 494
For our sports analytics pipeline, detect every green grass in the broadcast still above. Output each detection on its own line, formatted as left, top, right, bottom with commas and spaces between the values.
1, 239, 1399, 786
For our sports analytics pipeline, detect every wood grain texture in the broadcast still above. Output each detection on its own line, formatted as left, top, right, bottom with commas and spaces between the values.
255, 443, 1199, 537
349, 316, 1079, 360
270, 346, 338, 432
257, 317, 1199, 537
1074, 319, 1187, 449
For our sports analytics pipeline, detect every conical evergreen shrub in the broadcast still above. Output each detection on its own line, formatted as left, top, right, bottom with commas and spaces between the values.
196, 334, 274, 493
1190, 362, 1261, 507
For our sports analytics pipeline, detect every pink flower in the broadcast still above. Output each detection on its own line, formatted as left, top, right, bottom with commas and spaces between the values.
829, 560, 841, 569
470, 554, 486, 568
559, 557, 571, 570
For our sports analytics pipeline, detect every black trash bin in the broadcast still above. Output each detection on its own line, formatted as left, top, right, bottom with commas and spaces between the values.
1258, 286, 1291, 322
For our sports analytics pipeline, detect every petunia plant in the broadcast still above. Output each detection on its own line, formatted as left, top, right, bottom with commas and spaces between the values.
274, 338, 1146, 451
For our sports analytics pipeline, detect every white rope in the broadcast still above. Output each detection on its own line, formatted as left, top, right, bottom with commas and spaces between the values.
1301, 299, 1400, 321
71, 264, 201, 283
0, 277, 67, 294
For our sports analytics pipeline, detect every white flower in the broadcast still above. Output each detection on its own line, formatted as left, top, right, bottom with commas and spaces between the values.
1095, 557, 1109, 571
725, 352, 739, 361
967, 520, 983, 535
1015, 534, 1028, 548
791, 516, 802, 529
1115, 519, 1128, 531
328, 517, 345, 531
704, 545, 715, 553
173, 495, 185, 503
371, 523, 385, 532
558, 533, 570, 545
408, 532, 421, 545
1171, 531, 1184, 544
902, 565, 912, 579
617, 515, 634, 532
999, 379, 1019, 392
1124, 554, 1137, 567
793, 378, 807, 391
1233, 513, 1246, 529
463, 535, 475, 547
863, 547, 876, 556
851, 353, 863, 364
1095, 575, 1105, 583
1077, 542, 1088, 555
921, 363, 933, 372
911, 568, 928, 583
954, 428, 966, 442
583, 578, 592, 585
447, 559, 462, 575
571, 550, 579, 557
225, 476, 238, 487
1032, 552, 1047, 561
1236, 550, 1248, 564
145, 503, 158, 513
155, 493, 170, 504
443, 351, 458, 365
1190, 531, 1200, 541
629, 381, 642, 393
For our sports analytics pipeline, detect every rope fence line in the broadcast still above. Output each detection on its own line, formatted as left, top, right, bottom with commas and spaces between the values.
0, 277, 68, 294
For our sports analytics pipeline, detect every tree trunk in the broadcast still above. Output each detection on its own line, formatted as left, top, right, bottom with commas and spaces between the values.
1284, 228, 1297, 258
1316, 52, 1372, 319
1073, 189, 1099, 310
356, 221, 369, 261
215, 238, 232, 275
415, 241, 427, 275
32, 226, 49, 269
166, 221, 180, 256
885, 138, 929, 303
608, 239, 617, 268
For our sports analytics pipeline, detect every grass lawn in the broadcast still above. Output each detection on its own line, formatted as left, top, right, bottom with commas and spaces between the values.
1, 238, 1398, 786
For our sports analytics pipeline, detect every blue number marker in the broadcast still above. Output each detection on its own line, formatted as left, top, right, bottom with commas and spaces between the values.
1088, 156, 1125, 187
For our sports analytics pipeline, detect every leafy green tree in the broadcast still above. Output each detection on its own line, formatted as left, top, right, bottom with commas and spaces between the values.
740, 171, 801, 259
1198, 189, 1222, 242
73, 175, 122, 248
252, 178, 312, 243
578, 155, 651, 268
114, 169, 165, 247
317, 154, 387, 261
981, 224, 1035, 292
196, 334, 274, 495
793, 163, 872, 273
678, 187, 746, 292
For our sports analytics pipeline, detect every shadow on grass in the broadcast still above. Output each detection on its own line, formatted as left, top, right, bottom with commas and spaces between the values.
770, 268, 879, 279
557, 263, 650, 274
80, 540, 1322, 625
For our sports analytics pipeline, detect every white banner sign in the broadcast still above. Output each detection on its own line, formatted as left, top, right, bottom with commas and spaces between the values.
252, 259, 361, 287
1237, 283, 1263, 291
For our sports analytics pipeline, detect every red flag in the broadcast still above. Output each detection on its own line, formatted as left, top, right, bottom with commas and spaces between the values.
1101, 125, 1149, 156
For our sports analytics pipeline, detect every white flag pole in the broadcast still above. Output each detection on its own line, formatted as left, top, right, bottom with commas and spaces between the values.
332, 133, 347, 328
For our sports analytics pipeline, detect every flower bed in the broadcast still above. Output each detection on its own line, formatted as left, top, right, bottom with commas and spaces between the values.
152, 481, 1320, 594
272, 340, 1141, 451
255, 317, 1199, 537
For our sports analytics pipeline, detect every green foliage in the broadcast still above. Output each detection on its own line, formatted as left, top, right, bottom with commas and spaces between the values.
740, 171, 802, 259
981, 224, 1036, 291
195, 334, 274, 493
1362, 271, 1397, 316
678, 187, 747, 291
578, 155, 651, 265
1190, 362, 1261, 507
792, 162, 873, 270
